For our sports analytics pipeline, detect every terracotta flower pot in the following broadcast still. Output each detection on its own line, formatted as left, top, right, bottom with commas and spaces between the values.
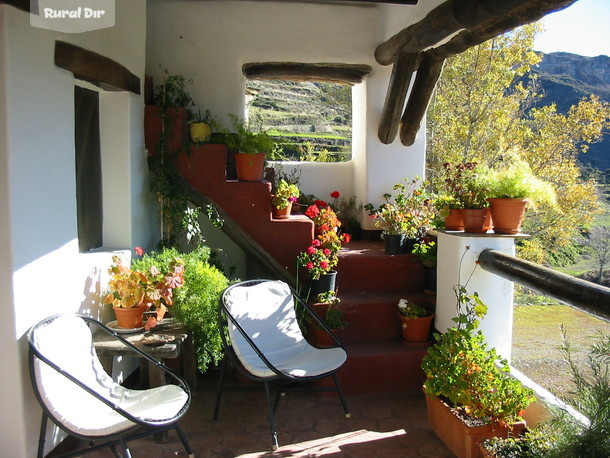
234, 152, 266, 181
488, 198, 527, 234
462, 208, 488, 233
272, 201, 293, 219
398, 313, 435, 342
113, 305, 145, 329
425, 393, 526, 458
444, 208, 464, 231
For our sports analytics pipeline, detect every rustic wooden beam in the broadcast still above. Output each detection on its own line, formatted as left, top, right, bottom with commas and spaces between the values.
375, 0, 577, 66
55, 41, 141, 95
0, 0, 29, 12
399, 56, 444, 146
377, 51, 419, 144
243, 62, 372, 85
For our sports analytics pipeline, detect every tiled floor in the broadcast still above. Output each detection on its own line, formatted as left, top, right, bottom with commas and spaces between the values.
52, 370, 453, 457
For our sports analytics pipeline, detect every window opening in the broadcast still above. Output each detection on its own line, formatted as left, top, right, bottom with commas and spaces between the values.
246, 79, 352, 162
75, 86, 103, 252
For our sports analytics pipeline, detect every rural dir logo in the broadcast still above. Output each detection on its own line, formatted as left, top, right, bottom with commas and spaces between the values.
30, 0, 115, 33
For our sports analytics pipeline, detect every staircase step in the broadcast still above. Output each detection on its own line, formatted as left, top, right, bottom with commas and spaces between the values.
319, 340, 429, 395
335, 291, 435, 343
337, 241, 424, 292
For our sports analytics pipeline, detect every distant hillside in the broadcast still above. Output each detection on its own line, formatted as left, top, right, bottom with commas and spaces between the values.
527, 52, 610, 170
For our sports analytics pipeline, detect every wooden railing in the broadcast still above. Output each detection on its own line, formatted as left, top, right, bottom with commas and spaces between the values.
478, 249, 610, 320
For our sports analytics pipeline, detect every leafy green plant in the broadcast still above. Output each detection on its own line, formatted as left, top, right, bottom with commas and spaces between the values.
397, 299, 430, 319
223, 114, 275, 155
189, 108, 219, 129
316, 291, 348, 330
421, 286, 535, 426
364, 178, 435, 238
153, 70, 194, 109
271, 179, 299, 210
412, 241, 437, 269
132, 246, 230, 372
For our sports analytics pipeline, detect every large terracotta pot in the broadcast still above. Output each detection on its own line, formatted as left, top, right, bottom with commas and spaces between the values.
113, 305, 145, 329
462, 208, 488, 233
488, 198, 527, 234
425, 393, 526, 458
398, 313, 435, 342
444, 208, 464, 231
234, 152, 266, 181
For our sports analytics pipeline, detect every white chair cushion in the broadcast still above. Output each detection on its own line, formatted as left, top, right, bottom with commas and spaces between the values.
224, 281, 347, 379
32, 315, 188, 436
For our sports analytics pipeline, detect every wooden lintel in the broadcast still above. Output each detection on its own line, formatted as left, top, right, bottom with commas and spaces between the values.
377, 51, 419, 145
242, 62, 372, 85
375, 0, 577, 66
55, 41, 141, 95
0, 0, 29, 12
399, 57, 444, 146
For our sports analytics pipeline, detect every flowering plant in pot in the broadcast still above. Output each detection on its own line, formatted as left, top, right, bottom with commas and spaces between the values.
364, 178, 435, 254
397, 299, 434, 343
271, 179, 300, 218
103, 249, 185, 330
421, 286, 535, 456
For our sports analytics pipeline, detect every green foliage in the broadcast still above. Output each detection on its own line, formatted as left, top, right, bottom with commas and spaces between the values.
153, 70, 194, 109
271, 179, 299, 210
483, 424, 558, 457
426, 24, 609, 262
132, 247, 230, 372
315, 291, 348, 330
412, 241, 437, 269
422, 286, 535, 425
223, 114, 275, 155
397, 299, 430, 319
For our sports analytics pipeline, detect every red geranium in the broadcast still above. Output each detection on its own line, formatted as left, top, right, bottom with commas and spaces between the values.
330, 191, 340, 199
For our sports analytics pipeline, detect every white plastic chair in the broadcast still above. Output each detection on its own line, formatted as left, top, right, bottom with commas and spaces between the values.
28, 314, 194, 458
213, 280, 350, 449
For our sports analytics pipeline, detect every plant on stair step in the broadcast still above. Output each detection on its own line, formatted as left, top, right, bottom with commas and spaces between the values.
317, 291, 348, 330
271, 179, 300, 210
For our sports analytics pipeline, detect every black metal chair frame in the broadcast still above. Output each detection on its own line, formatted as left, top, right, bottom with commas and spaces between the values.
213, 279, 350, 449
28, 314, 194, 458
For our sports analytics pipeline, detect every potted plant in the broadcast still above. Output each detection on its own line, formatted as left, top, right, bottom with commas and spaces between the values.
188, 108, 217, 143
421, 286, 535, 457
483, 155, 557, 234
397, 298, 434, 343
103, 249, 185, 330
311, 291, 348, 348
223, 114, 275, 181
271, 179, 300, 219
412, 241, 437, 292
364, 178, 435, 255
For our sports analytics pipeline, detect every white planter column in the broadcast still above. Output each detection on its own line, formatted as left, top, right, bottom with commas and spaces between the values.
436, 231, 524, 362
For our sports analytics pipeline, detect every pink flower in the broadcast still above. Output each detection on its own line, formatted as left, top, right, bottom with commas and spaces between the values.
330, 191, 340, 199
312, 239, 321, 247
306, 262, 314, 270
307, 246, 316, 255
305, 205, 320, 219
342, 233, 352, 244
289, 196, 299, 202
323, 248, 331, 256
320, 261, 329, 270
134, 246, 144, 256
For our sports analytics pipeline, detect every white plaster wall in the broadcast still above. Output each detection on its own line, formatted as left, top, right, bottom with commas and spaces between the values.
146, 0, 427, 222
0, 2, 148, 456
436, 232, 517, 361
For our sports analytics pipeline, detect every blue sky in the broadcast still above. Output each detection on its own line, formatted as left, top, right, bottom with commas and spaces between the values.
534, 0, 610, 57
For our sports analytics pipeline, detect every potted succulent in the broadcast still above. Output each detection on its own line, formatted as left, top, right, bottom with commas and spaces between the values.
397, 298, 434, 343
271, 179, 300, 219
188, 108, 217, 143
103, 249, 185, 330
311, 291, 348, 348
421, 286, 535, 457
223, 114, 275, 181
482, 154, 557, 234
364, 178, 435, 255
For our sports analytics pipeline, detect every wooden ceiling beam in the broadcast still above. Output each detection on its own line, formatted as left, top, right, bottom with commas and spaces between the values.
243, 62, 372, 85
375, 0, 577, 66
377, 51, 419, 144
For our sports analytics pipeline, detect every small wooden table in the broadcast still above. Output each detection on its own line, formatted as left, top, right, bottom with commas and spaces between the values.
93, 318, 197, 390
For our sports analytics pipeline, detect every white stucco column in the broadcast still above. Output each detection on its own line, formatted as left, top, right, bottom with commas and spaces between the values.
436, 231, 524, 362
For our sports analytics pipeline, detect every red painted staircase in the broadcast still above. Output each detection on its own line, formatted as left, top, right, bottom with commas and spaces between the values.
144, 108, 433, 394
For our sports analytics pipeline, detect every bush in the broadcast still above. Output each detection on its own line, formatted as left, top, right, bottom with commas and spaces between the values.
132, 246, 230, 372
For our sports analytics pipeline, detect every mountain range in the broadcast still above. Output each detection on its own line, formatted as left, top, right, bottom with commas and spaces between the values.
528, 51, 610, 170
